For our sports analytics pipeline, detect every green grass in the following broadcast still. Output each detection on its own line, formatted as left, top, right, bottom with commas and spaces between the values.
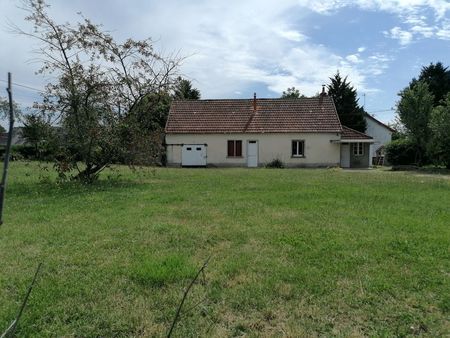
0, 162, 449, 337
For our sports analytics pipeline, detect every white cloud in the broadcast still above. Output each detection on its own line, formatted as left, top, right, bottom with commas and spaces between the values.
276, 29, 308, 42
385, 26, 414, 45
346, 54, 361, 63
0, 0, 447, 108
300, 0, 450, 45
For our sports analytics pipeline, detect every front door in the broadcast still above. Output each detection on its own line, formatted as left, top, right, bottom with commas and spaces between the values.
247, 140, 258, 167
340, 144, 350, 168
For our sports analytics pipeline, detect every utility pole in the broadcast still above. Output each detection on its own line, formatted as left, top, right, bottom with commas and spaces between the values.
0, 73, 15, 225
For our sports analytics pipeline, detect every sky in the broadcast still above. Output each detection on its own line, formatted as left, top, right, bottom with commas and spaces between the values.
0, 0, 449, 125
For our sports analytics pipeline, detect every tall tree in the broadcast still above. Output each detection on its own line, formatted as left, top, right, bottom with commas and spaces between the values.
397, 81, 434, 165
15, 0, 181, 182
429, 93, 450, 168
173, 77, 200, 100
409, 62, 450, 106
281, 87, 304, 99
327, 72, 367, 132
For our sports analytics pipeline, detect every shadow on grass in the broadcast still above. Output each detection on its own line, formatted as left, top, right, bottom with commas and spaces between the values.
8, 177, 151, 200
390, 165, 450, 176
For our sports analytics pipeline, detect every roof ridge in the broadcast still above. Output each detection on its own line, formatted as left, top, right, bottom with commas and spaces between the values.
364, 113, 396, 132
173, 97, 332, 102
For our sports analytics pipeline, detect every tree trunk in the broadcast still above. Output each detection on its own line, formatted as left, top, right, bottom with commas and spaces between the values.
73, 164, 105, 183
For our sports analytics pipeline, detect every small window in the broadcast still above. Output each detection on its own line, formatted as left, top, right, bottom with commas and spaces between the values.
196, 147, 201, 151
227, 140, 242, 157
353, 143, 364, 156
186, 147, 192, 151
292, 140, 305, 157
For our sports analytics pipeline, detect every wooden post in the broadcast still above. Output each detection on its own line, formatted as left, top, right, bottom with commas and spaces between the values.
0, 72, 15, 225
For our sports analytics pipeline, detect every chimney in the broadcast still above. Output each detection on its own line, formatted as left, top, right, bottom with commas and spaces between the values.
319, 85, 326, 105
253, 92, 257, 111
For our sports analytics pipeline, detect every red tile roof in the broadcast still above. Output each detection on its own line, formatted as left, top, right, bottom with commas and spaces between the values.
165, 97, 343, 134
341, 126, 373, 140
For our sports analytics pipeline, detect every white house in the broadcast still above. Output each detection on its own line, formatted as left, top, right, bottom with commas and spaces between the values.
364, 113, 395, 164
165, 94, 374, 168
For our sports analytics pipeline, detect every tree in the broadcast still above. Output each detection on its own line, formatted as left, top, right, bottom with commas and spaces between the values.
281, 87, 304, 99
21, 113, 55, 157
409, 62, 450, 106
429, 93, 450, 168
327, 72, 367, 132
0, 97, 22, 120
15, 0, 181, 182
396, 81, 434, 165
173, 77, 200, 100
0, 125, 5, 134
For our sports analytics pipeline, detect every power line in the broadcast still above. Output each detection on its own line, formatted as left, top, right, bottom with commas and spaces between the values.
367, 108, 395, 114
0, 79, 44, 93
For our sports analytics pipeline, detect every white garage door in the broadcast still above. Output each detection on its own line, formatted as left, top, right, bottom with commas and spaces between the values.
182, 144, 207, 166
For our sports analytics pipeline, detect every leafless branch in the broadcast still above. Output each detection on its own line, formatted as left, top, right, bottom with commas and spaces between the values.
167, 256, 211, 338
1, 263, 43, 338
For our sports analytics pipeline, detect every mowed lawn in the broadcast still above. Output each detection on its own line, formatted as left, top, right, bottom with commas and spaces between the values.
0, 162, 449, 337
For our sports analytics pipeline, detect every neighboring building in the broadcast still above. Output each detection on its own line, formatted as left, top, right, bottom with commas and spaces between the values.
364, 113, 395, 165
0, 127, 26, 146
165, 94, 374, 168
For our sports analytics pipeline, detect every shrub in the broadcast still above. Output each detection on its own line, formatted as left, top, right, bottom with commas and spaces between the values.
265, 159, 284, 168
385, 139, 418, 165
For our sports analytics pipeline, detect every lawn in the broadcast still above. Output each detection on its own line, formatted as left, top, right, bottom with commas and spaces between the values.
0, 162, 449, 337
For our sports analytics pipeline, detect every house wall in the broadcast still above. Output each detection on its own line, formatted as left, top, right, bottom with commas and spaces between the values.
166, 132, 341, 167
365, 117, 392, 161
349, 143, 370, 168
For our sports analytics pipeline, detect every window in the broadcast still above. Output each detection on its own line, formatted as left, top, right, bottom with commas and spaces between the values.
353, 142, 364, 156
292, 140, 305, 157
227, 140, 242, 157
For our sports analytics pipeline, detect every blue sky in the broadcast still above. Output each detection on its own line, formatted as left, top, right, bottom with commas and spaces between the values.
1, 0, 449, 125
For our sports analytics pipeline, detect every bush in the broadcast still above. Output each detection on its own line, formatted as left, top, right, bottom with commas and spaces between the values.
0, 145, 35, 161
265, 158, 284, 168
385, 139, 419, 165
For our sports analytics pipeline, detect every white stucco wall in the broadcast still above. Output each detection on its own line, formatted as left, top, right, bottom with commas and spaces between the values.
365, 117, 392, 161
166, 132, 341, 167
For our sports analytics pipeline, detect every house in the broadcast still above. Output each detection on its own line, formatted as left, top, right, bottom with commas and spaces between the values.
165, 93, 374, 168
364, 113, 395, 165
0, 127, 26, 147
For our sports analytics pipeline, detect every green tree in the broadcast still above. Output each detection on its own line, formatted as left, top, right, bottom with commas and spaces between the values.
429, 93, 450, 168
396, 81, 434, 165
173, 77, 200, 100
281, 87, 304, 99
327, 72, 367, 132
16, 0, 180, 182
410, 62, 450, 106
21, 113, 55, 157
